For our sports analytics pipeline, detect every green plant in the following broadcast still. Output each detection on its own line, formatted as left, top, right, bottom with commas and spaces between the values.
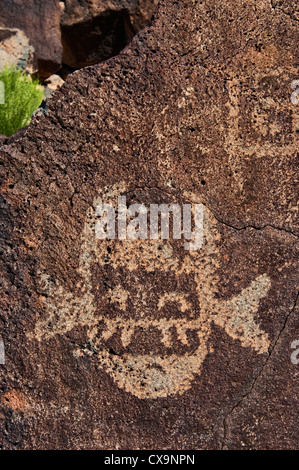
0, 65, 44, 137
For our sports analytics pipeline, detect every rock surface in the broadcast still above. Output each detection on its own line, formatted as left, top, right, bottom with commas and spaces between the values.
0, 0, 298, 450
0, 0, 62, 77
44, 74, 65, 99
0, 27, 35, 73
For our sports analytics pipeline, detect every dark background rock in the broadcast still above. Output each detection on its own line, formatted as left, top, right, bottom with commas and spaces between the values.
61, 0, 158, 70
0, 0, 62, 77
0, 0, 298, 450
0, 0, 158, 77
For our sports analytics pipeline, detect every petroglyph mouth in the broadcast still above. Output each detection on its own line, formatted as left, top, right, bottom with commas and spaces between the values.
93, 343, 211, 398
32, 184, 272, 399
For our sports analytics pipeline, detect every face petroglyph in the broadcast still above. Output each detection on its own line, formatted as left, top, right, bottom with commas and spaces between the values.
33, 183, 271, 399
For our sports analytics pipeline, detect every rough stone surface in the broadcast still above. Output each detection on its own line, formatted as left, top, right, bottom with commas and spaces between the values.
0, 0, 298, 450
0, 0, 62, 77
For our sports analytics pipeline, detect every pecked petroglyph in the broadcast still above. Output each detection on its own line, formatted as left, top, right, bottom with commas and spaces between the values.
33, 183, 271, 399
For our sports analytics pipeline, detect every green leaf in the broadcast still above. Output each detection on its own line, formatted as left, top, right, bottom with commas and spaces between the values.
0, 65, 44, 137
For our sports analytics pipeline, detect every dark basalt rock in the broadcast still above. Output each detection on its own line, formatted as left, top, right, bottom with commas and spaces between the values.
61, 0, 159, 70
0, 0, 298, 450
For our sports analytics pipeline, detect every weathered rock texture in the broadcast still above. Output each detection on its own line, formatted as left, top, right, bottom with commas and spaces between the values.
0, 0, 298, 450
44, 74, 65, 100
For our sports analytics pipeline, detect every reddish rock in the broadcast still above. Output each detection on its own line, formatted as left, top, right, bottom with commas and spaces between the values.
0, 0, 62, 77
0, 0, 298, 450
